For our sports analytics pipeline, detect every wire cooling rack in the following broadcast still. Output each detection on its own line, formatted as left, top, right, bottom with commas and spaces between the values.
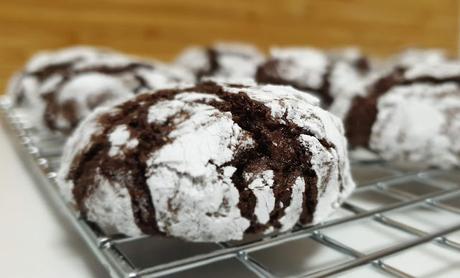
1, 96, 460, 278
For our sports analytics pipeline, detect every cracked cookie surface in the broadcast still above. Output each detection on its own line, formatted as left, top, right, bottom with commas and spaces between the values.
7, 46, 194, 134
343, 61, 460, 168
58, 81, 355, 242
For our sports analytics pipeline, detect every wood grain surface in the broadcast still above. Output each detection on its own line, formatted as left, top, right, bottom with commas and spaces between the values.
0, 0, 458, 92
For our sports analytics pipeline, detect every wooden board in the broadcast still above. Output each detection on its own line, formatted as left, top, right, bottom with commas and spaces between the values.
0, 0, 458, 92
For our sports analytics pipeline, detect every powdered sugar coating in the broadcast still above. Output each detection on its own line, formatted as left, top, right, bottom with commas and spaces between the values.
257, 47, 371, 110
328, 48, 368, 64
58, 81, 355, 242
268, 47, 328, 90
174, 47, 211, 76
225, 83, 354, 225
370, 83, 460, 168
175, 42, 264, 80
388, 48, 448, 69
334, 48, 450, 121
55, 73, 134, 131
246, 171, 276, 225
8, 46, 194, 134
145, 97, 253, 240
278, 177, 305, 231
333, 53, 452, 122
58, 107, 108, 201
404, 61, 460, 80
8, 47, 125, 106
58, 107, 143, 236
108, 125, 139, 157
27, 46, 114, 71
326, 48, 373, 118
328, 62, 370, 118
226, 82, 355, 225
340, 56, 460, 168
84, 175, 143, 236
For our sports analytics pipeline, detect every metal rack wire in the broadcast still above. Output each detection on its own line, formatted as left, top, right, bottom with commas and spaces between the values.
1, 95, 460, 278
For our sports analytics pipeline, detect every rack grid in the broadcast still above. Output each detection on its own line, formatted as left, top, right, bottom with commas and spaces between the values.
1, 95, 460, 278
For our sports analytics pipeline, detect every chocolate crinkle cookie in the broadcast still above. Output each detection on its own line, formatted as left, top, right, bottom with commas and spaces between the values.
328, 48, 450, 119
256, 47, 371, 108
57, 81, 355, 242
6, 46, 194, 134
343, 61, 460, 169
174, 42, 265, 81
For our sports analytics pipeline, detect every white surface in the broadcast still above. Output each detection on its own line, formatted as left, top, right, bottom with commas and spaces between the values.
0, 124, 108, 278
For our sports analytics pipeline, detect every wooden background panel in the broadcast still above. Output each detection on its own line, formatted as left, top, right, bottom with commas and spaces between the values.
0, 0, 458, 92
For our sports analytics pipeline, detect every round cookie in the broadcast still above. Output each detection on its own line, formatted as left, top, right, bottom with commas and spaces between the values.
343, 61, 460, 169
256, 47, 371, 107
175, 42, 264, 80
330, 48, 450, 123
57, 81, 355, 242
7, 46, 194, 134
